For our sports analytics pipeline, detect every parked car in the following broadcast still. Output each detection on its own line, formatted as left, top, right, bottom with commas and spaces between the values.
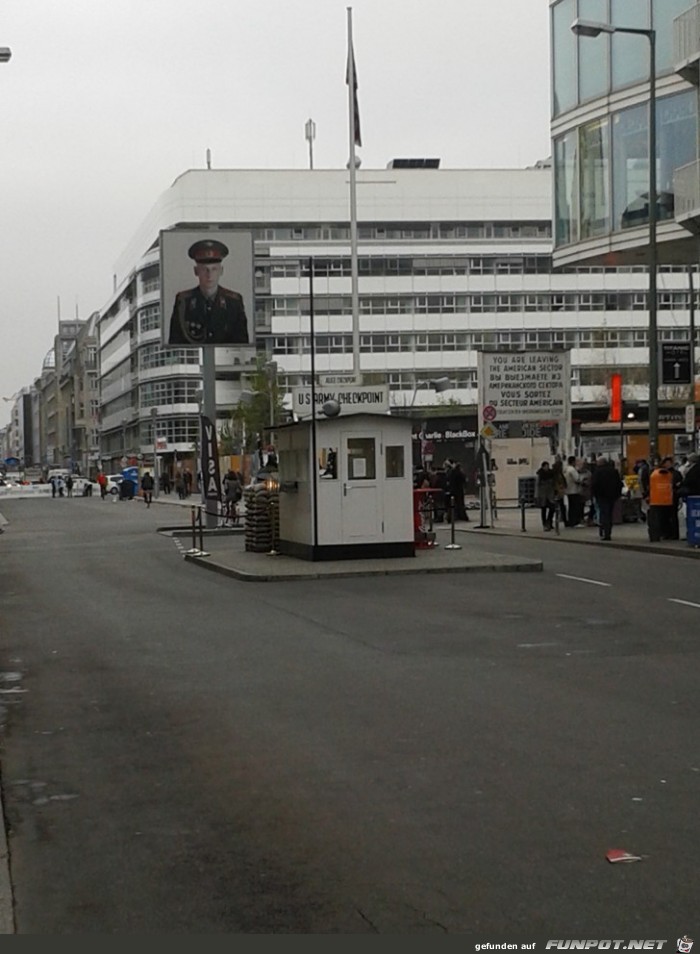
71, 477, 99, 497
105, 474, 123, 495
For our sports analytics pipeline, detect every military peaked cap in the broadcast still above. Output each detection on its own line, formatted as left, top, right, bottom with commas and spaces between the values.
188, 239, 229, 263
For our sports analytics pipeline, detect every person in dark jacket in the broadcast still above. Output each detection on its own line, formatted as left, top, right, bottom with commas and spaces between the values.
535, 460, 556, 530
590, 456, 623, 541
679, 452, 700, 497
140, 471, 155, 508
446, 461, 469, 521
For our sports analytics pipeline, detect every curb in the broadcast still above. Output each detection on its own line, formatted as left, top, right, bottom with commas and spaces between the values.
183, 552, 543, 582
463, 525, 700, 560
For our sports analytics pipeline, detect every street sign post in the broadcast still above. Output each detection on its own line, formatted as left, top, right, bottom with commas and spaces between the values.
660, 342, 692, 385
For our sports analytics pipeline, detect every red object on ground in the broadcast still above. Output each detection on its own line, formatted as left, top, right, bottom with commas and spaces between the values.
606, 848, 643, 863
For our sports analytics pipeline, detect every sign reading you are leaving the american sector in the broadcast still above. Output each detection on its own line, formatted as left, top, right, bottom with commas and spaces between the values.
477, 351, 571, 422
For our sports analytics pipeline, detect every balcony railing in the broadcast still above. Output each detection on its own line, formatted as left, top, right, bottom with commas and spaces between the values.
674, 3, 700, 82
673, 159, 700, 229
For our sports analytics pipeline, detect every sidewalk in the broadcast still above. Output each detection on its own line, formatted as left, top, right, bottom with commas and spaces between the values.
147, 495, 541, 579
459, 503, 700, 559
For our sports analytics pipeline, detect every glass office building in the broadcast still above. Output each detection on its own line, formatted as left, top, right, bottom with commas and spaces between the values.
551, 0, 700, 268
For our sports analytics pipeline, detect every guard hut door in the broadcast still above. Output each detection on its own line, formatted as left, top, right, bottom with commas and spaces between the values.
341, 432, 382, 541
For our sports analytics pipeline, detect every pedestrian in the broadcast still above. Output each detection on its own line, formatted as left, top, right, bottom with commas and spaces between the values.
551, 457, 567, 526
65, 474, 73, 498
578, 458, 593, 524
646, 456, 677, 542
222, 469, 242, 523
563, 455, 583, 526
175, 472, 185, 500
590, 456, 623, 541
97, 472, 108, 499
50, 475, 57, 498
446, 461, 469, 522
679, 452, 700, 497
430, 466, 448, 523
633, 458, 650, 523
140, 470, 155, 508
535, 460, 556, 531
162, 471, 171, 494
56, 475, 65, 498
183, 469, 193, 497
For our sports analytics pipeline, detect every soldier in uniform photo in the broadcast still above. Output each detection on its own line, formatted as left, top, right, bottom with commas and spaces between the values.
168, 239, 250, 345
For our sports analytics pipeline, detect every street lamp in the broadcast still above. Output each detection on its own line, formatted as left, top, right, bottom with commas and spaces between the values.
264, 360, 278, 428
572, 18, 658, 458
409, 376, 451, 408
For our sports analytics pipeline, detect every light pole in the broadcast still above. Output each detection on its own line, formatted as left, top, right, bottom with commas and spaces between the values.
264, 360, 278, 429
121, 417, 127, 466
409, 376, 451, 408
572, 19, 658, 459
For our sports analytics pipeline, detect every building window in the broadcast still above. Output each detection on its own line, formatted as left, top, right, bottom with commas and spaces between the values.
554, 129, 579, 247
580, 118, 610, 239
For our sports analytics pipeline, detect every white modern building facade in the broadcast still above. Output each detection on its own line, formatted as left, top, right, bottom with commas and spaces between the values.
96, 162, 700, 472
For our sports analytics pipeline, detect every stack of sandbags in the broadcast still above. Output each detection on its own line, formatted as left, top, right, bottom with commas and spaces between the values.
244, 483, 280, 552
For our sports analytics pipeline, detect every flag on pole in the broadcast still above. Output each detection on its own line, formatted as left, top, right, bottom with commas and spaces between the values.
346, 35, 362, 148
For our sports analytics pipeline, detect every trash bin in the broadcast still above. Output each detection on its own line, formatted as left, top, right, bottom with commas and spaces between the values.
686, 496, 700, 547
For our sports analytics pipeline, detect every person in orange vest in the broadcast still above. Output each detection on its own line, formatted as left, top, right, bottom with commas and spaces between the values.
647, 456, 679, 542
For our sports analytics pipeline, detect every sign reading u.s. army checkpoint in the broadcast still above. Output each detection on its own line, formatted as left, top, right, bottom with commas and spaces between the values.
292, 384, 390, 418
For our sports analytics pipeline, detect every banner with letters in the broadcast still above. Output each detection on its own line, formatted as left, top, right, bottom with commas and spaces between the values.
199, 415, 222, 516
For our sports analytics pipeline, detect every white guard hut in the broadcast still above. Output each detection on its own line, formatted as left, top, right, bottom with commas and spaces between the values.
275, 412, 414, 561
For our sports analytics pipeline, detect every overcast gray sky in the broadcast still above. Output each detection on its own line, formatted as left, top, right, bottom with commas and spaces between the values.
0, 0, 551, 428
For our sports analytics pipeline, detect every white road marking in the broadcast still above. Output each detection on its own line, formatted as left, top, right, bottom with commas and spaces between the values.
517, 642, 560, 648
556, 573, 611, 587
668, 598, 700, 610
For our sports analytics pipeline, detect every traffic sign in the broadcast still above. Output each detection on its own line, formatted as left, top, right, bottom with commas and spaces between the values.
482, 404, 497, 422
660, 341, 692, 385
480, 424, 497, 439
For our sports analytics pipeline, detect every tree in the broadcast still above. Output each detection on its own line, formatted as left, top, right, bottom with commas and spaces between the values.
228, 355, 285, 454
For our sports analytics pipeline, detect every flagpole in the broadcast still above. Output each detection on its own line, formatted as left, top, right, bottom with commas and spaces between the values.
347, 6, 360, 379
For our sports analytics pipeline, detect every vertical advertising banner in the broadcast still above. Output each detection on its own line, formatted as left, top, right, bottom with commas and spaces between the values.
160, 229, 254, 348
200, 415, 222, 515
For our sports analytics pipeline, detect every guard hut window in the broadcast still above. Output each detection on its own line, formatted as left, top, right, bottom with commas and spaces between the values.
385, 446, 405, 479
347, 438, 376, 480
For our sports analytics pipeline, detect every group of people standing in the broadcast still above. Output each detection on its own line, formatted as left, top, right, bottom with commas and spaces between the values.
49, 473, 74, 498
414, 459, 470, 523
634, 452, 700, 542
535, 451, 700, 543
535, 454, 622, 540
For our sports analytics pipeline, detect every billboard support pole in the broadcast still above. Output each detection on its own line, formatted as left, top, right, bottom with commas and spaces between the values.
202, 348, 217, 529
309, 257, 319, 554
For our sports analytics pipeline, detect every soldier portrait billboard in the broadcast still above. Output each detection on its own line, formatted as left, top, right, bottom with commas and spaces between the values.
160, 229, 254, 348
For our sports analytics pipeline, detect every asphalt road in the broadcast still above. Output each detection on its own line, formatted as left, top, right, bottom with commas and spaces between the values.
0, 496, 698, 934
